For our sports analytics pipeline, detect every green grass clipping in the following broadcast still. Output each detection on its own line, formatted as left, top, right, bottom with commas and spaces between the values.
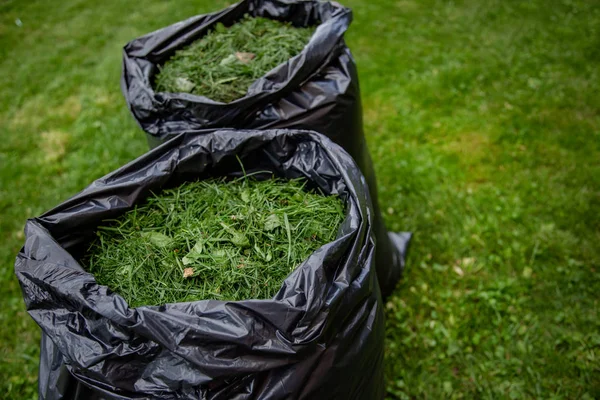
154, 16, 316, 102
85, 178, 345, 307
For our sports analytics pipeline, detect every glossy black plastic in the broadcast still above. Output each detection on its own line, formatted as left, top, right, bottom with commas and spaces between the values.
16, 130, 403, 399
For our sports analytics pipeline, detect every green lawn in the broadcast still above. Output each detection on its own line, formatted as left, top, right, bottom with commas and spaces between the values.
1, 0, 598, 398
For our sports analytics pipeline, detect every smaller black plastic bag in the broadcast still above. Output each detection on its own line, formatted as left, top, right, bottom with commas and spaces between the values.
120, 0, 359, 143
121, 0, 411, 298
16, 130, 386, 399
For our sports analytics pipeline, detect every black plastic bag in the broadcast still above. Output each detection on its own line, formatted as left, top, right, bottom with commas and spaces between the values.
17, 129, 392, 399
121, 0, 410, 298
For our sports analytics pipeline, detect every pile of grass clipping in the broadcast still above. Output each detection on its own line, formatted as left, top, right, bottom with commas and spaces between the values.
154, 16, 315, 102
85, 178, 344, 307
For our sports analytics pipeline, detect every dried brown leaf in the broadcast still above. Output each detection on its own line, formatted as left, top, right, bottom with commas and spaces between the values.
183, 268, 194, 278
235, 51, 256, 64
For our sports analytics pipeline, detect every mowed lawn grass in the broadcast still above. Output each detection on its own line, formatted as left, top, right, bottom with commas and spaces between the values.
0, 0, 598, 398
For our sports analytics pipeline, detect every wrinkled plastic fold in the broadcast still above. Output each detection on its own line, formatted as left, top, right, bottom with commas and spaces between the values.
17, 130, 390, 399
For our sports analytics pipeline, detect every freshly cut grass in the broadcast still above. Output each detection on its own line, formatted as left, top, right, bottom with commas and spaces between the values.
85, 178, 344, 307
154, 15, 316, 102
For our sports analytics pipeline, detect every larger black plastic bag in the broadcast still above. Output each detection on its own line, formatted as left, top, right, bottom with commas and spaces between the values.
121, 0, 409, 297
17, 129, 387, 399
